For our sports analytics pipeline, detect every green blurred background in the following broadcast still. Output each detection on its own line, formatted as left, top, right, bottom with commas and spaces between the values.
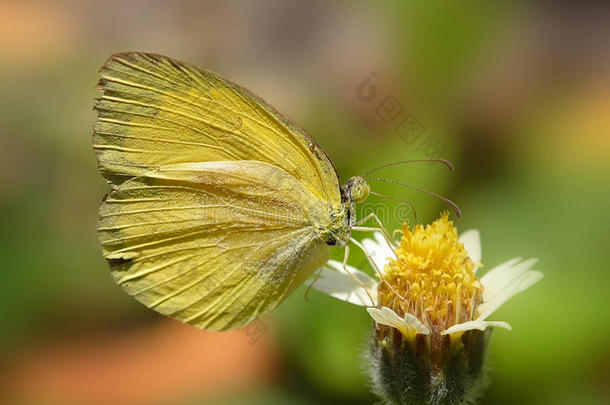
1, 1, 609, 404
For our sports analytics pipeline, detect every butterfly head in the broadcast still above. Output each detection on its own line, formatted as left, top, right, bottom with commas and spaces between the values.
345, 176, 370, 204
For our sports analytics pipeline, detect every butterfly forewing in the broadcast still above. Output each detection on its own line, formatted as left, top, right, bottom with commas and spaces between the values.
94, 52, 341, 205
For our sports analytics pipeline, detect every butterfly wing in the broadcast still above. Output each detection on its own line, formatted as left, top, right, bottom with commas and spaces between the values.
99, 161, 330, 331
94, 52, 341, 205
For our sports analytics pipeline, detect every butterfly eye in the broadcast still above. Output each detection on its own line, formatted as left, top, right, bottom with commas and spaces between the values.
350, 180, 370, 204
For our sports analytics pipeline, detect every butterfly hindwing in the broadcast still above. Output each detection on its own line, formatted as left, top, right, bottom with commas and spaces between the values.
98, 161, 330, 330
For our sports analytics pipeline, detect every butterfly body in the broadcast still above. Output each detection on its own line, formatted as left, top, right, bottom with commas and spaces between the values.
94, 52, 368, 330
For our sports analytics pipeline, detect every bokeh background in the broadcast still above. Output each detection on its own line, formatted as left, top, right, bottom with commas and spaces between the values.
1, 1, 609, 404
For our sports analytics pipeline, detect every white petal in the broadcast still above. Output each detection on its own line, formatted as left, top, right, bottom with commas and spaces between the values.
515, 270, 544, 293
442, 320, 512, 335
459, 229, 482, 266
309, 261, 378, 306
367, 306, 430, 337
477, 269, 543, 320
362, 232, 396, 274
361, 232, 382, 252
480, 257, 538, 303
486, 321, 512, 330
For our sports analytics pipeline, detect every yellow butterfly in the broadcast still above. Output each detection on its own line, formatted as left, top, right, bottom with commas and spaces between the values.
94, 52, 450, 331
93, 52, 378, 330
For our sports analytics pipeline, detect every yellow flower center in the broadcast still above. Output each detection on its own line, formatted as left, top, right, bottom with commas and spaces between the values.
378, 213, 482, 335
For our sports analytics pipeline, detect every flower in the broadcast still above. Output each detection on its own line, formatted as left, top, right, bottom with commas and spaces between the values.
310, 213, 542, 405
312, 212, 542, 337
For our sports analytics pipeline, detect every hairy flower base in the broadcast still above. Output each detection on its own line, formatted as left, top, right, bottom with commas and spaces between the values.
370, 326, 490, 405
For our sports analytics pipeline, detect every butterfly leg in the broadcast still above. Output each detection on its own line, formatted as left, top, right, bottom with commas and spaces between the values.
304, 245, 376, 306
304, 265, 325, 301
350, 237, 409, 307
352, 212, 398, 251
339, 244, 376, 306
352, 212, 396, 247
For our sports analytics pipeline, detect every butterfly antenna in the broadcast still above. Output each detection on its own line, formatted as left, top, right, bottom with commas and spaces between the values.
369, 190, 419, 225
361, 159, 454, 178
368, 177, 462, 218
